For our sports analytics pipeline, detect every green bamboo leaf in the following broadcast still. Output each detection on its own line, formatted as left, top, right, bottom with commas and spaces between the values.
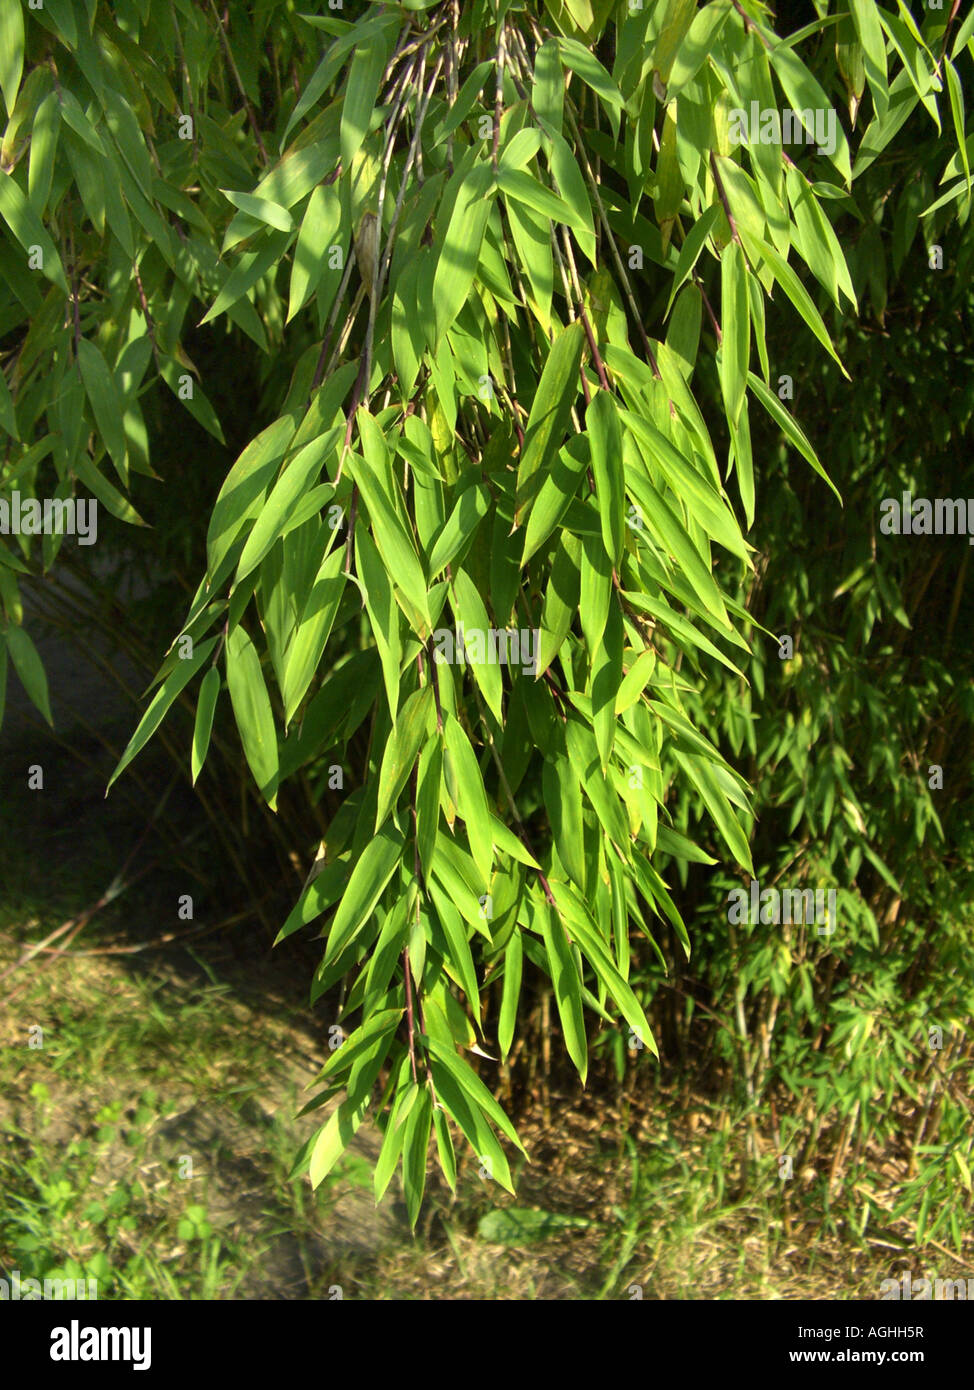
666, 206, 720, 315
653, 0, 697, 87
373, 1063, 412, 1200
549, 880, 658, 1055
587, 391, 625, 566
200, 230, 290, 327
564, 714, 630, 853
108, 637, 218, 789
72, 454, 145, 527
500, 127, 543, 173
353, 524, 402, 723
427, 482, 490, 576
442, 712, 493, 887
402, 1085, 432, 1228
653, 104, 683, 247
425, 1058, 515, 1193
539, 898, 588, 1083
28, 90, 60, 218
0, 0, 24, 116
543, 753, 586, 887
622, 589, 746, 678
536, 530, 581, 678
632, 857, 691, 960
323, 822, 405, 964
498, 929, 523, 1060
77, 339, 129, 485
316, 1008, 405, 1083
556, 36, 623, 131
506, 193, 554, 332
191, 665, 220, 785
236, 427, 340, 585
846, 0, 887, 123
275, 857, 352, 945
308, 1035, 393, 1189
768, 44, 852, 184
490, 815, 540, 870
532, 38, 564, 135
719, 241, 748, 429
376, 685, 434, 830
206, 414, 297, 575
633, 474, 730, 625
944, 60, 971, 209
220, 189, 293, 233
521, 435, 589, 565
0, 170, 69, 294
428, 881, 481, 1013
515, 319, 584, 527
498, 166, 590, 238
0, 361, 19, 440
6, 623, 52, 726
288, 183, 342, 323
414, 739, 442, 882
742, 232, 850, 379
281, 546, 347, 725
449, 566, 504, 723
730, 406, 754, 532
785, 166, 857, 310
423, 1034, 527, 1154
621, 409, 750, 561
225, 624, 280, 810
747, 371, 842, 503
158, 358, 225, 444
545, 132, 596, 265
348, 450, 431, 637
340, 27, 392, 169
433, 161, 494, 346
668, 4, 731, 95
591, 600, 622, 768
579, 528, 611, 660
432, 1102, 457, 1192
677, 751, 754, 875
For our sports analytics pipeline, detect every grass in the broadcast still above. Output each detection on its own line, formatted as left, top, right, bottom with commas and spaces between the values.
1, 689, 971, 1299
4, 918, 967, 1299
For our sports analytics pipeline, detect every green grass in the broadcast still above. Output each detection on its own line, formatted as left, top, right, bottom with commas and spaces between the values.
4, 926, 960, 1299
1, 764, 969, 1300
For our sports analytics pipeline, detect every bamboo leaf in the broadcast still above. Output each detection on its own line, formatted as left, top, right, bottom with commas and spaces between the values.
77, 339, 129, 486
442, 711, 493, 887
191, 665, 220, 785
5, 623, 53, 726
515, 320, 584, 527
108, 637, 218, 789
0, 0, 23, 116
282, 545, 347, 725
0, 170, 69, 294
719, 240, 748, 429
323, 822, 404, 964
226, 624, 280, 810
375, 684, 433, 830
539, 898, 588, 1083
